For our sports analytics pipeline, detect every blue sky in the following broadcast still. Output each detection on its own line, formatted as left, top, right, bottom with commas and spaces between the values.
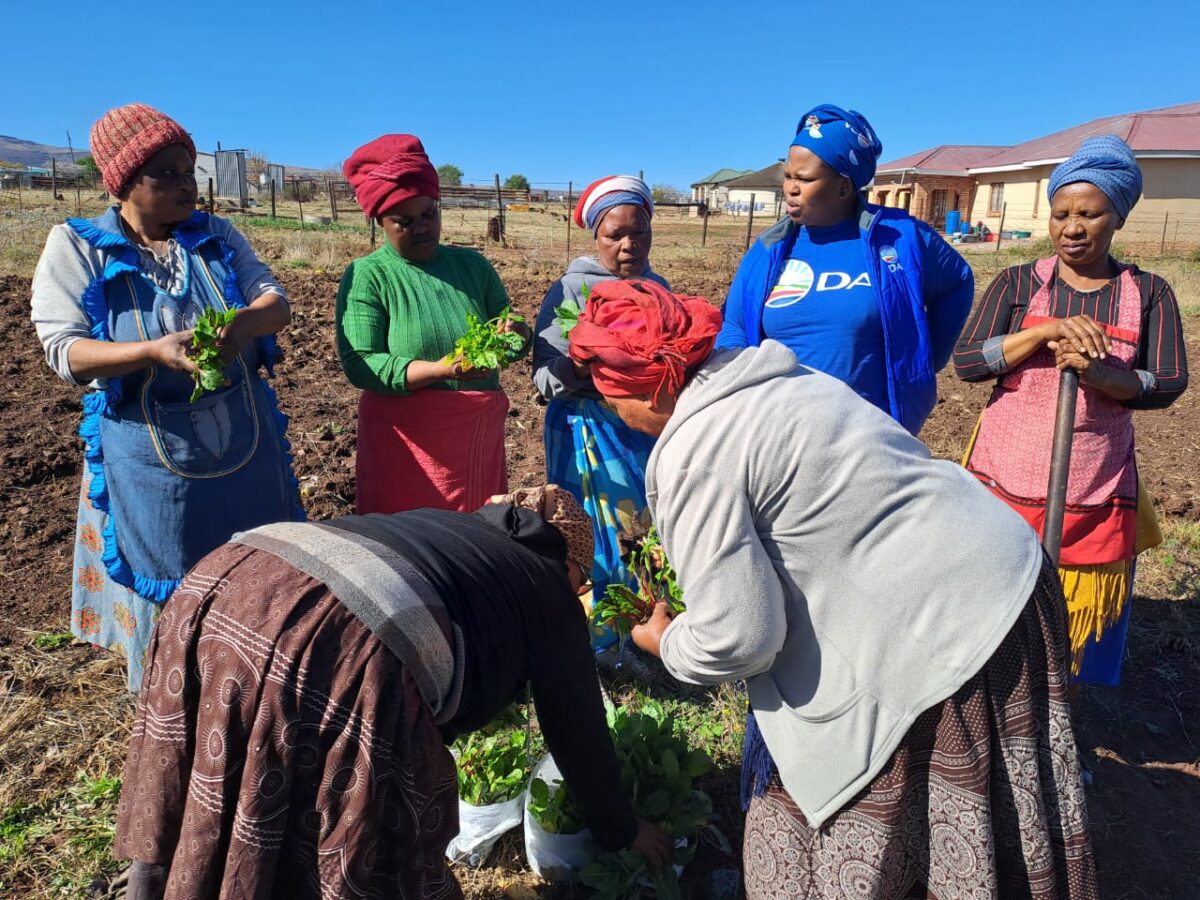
2, 0, 1195, 190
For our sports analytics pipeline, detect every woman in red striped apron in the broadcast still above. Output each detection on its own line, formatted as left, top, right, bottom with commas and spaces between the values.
955, 135, 1188, 687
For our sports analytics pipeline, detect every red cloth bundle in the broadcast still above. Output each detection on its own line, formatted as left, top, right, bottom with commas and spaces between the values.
569, 279, 721, 404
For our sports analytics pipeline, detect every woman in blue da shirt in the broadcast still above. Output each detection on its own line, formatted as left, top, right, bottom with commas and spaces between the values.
718, 105, 974, 435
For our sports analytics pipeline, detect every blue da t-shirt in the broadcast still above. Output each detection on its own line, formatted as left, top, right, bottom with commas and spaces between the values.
761, 218, 889, 412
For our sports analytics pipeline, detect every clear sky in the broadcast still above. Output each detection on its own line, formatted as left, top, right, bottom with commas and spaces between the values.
2, 0, 1195, 190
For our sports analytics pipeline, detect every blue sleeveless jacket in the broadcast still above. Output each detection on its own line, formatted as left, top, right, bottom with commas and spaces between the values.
717, 205, 939, 435
67, 208, 303, 601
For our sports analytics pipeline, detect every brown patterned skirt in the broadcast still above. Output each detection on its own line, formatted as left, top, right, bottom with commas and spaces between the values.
114, 543, 462, 900
743, 562, 1098, 900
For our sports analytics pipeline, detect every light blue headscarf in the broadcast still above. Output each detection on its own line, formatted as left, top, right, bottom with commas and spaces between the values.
790, 104, 883, 190
1048, 135, 1143, 219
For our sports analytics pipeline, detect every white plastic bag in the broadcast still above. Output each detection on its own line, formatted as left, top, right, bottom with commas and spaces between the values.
445, 792, 525, 867
523, 755, 598, 881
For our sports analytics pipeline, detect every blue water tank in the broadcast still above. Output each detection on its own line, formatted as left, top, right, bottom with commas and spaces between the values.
960, 221, 970, 234
945, 210, 961, 235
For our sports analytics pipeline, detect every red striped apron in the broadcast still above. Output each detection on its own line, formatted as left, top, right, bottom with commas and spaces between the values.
966, 257, 1140, 566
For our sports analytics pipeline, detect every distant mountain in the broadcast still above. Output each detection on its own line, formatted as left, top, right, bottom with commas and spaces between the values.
0, 135, 81, 168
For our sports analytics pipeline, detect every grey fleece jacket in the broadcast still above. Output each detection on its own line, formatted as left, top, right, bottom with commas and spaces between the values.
647, 341, 1043, 828
531, 256, 670, 402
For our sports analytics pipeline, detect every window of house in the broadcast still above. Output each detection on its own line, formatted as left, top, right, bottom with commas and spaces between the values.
988, 183, 1005, 215
897, 190, 911, 211
876, 190, 889, 207
930, 189, 948, 227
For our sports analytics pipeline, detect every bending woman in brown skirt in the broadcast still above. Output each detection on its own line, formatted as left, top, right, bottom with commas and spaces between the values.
115, 487, 670, 899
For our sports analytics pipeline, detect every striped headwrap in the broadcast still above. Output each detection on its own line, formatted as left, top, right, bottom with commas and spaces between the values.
573, 175, 654, 234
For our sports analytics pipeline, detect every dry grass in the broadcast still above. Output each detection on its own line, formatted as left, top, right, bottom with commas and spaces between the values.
0, 625, 134, 895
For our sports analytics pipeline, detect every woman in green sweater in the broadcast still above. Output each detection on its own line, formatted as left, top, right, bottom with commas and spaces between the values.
336, 134, 529, 513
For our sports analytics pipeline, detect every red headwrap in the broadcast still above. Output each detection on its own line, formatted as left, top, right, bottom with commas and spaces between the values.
568, 280, 722, 404
343, 134, 440, 219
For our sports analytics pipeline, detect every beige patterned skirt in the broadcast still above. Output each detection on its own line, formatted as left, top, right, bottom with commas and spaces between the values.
114, 543, 462, 900
744, 562, 1098, 900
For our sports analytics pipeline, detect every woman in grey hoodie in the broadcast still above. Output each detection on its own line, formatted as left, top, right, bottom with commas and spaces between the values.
569, 282, 1097, 900
531, 175, 672, 651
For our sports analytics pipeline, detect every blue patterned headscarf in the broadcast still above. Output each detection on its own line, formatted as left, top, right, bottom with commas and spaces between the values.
790, 104, 883, 190
1047, 135, 1143, 219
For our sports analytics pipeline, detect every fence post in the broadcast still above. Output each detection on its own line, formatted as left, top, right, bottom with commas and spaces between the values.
295, 179, 305, 229
566, 181, 573, 263
208, 178, 214, 214
702, 203, 709, 247
51, 159, 58, 200
493, 174, 505, 242
270, 179, 276, 218
995, 202, 1007, 252
75, 183, 81, 216
329, 181, 338, 222
16, 175, 22, 212
1160, 211, 1169, 255
369, 215, 376, 248
745, 193, 757, 250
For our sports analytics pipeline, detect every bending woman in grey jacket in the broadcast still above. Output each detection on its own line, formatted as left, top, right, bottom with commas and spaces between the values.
531, 174, 671, 652
567, 280, 1099, 900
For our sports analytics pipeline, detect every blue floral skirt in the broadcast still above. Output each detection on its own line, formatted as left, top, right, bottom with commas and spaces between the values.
70, 469, 160, 692
544, 397, 656, 650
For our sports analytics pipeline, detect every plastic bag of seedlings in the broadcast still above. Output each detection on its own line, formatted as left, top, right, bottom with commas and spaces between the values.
523, 755, 597, 881
446, 724, 535, 867
446, 793, 526, 867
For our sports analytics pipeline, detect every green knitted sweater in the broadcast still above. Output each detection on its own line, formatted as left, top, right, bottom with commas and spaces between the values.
335, 242, 516, 394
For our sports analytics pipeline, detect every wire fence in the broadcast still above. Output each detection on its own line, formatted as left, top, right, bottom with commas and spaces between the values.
956, 201, 1200, 255
4, 181, 1199, 284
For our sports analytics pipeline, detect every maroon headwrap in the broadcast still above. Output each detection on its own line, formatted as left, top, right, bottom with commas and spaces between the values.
343, 134, 440, 219
568, 280, 722, 404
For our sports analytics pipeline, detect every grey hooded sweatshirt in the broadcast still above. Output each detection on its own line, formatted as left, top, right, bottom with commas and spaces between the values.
532, 256, 670, 402
647, 341, 1044, 828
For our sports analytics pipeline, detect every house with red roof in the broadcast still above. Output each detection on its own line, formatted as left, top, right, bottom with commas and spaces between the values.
870, 102, 1200, 239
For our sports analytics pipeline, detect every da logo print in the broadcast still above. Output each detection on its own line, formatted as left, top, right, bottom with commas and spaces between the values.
766, 259, 815, 307
879, 245, 903, 272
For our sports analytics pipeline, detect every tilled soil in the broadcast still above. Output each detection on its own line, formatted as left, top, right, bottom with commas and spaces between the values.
2, 266, 1198, 898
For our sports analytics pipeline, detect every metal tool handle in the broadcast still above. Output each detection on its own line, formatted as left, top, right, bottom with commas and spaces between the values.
1042, 368, 1080, 567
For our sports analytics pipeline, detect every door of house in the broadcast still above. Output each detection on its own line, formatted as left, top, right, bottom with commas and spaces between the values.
929, 189, 948, 228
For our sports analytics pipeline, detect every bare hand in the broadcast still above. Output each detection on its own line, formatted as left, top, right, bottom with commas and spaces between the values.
1041, 315, 1110, 361
149, 330, 198, 377
630, 819, 673, 870
216, 310, 252, 366
446, 355, 494, 381
498, 317, 531, 343
572, 358, 592, 380
1047, 340, 1097, 376
631, 602, 673, 658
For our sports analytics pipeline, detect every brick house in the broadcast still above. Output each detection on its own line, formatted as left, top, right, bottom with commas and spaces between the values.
870, 102, 1200, 241
869, 146, 1005, 229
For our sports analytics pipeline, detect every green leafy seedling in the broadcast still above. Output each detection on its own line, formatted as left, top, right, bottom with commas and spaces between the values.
592, 525, 686, 634
528, 776, 586, 835
553, 280, 589, 338
444, 307, 527, 372
452, 710, 540, 806
188, 307, 237, 402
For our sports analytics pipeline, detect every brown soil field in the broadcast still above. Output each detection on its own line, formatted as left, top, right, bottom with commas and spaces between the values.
1, 244, 1199, 897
